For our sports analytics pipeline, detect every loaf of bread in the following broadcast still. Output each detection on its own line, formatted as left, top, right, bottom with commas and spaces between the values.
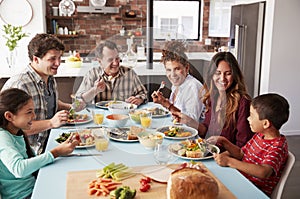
167, 165, 219, 199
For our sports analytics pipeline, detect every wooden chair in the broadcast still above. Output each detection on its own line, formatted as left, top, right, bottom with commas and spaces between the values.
271, 151, 295, 199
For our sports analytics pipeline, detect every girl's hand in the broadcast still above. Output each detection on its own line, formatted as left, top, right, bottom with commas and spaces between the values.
51, 134, 79, 158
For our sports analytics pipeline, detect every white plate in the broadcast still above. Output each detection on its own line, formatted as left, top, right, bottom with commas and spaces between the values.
141, 107, 170, 118
156, 125, 198, 140
168, 143, 220, 160
66, 115, 92, 125
139, 166, 174, 183
55, 130, 95, 148
95, 101, 123, 109
107, 127, 139, 143
75, 143, 95, 149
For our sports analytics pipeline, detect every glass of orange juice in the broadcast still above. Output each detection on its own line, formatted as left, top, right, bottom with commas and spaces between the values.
140, 111, 152, 128
93, 111, 104, 125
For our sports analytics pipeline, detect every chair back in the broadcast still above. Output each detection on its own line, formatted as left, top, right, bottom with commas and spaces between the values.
271, 151, 295, 199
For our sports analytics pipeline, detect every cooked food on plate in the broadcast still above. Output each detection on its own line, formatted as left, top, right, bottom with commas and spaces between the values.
163, 126, 192, 137
67, 109, 88, 123
169, 138, 219, 158
167, 162, 219, 199
55, 129, 94, 146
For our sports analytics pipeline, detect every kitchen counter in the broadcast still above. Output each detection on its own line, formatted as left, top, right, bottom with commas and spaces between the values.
0, 52, 215, 78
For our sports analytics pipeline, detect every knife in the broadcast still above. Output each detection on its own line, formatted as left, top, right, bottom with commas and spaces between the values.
63, 153, 102, 157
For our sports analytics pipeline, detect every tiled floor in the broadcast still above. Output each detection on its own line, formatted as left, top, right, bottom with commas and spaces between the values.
281, 135, 300, 199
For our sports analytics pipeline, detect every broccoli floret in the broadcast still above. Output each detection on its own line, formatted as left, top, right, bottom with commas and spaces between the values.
114, 187, 124, 198
110, 186, 136, 199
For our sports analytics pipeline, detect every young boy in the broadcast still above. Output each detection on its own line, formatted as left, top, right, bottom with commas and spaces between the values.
207, 93, 289, 196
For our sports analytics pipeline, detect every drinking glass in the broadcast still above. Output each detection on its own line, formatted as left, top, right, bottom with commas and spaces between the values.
93, 128, 109, 152
92, 110, 104, 125
140, 111, 152, 128
153, 143, 172, 165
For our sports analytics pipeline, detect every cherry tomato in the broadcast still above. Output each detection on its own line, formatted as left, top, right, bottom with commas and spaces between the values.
141, 177, 151, 183
140, 183, 151, 192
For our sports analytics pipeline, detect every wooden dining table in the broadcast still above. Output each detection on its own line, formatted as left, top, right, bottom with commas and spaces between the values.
31, 102, 269, 199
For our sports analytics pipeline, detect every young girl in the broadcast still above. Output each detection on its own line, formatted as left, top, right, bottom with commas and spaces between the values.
0, 88, 79, 199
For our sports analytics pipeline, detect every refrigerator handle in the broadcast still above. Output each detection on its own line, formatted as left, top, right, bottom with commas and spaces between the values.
234, 24, 247, 69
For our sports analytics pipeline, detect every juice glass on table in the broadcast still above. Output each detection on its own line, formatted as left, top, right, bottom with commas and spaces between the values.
93, 128, 109, 152
93, 110, 104, 125
140, 111, 152, 128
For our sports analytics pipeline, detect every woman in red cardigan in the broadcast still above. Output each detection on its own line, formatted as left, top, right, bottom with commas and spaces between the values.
173, 52, 253, 149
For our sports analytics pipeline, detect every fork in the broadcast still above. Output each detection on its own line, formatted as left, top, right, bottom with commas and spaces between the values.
157, 81, 165, 92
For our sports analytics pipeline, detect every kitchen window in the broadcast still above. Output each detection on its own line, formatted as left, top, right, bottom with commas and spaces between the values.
153, 0, 201, 40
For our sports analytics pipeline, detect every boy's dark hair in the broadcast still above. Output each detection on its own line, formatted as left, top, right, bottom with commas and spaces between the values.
28, 33, 65, 61
251, 93, 289, 130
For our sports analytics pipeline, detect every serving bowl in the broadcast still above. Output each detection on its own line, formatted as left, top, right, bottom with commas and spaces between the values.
129, 109, 147, 124
137, 131, 164, 150
106, 114, 129, 127
108, 102, 137, 115
65, 60, 82, 68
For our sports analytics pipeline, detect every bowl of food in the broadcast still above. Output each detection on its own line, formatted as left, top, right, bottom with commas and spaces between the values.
137, 131, 164, 150
106, 114, 129, 127
65, 54, 82, 68
129, 109, 146, 124
108, 102, 137, 115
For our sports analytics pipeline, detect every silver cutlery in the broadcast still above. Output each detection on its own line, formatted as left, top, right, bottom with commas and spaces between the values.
63, 153, 102, 157
157, 81, 165, 92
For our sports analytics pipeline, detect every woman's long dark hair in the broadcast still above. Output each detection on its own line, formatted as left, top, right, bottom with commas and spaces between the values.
202, 52, 250, 130
0, 88, 35, 158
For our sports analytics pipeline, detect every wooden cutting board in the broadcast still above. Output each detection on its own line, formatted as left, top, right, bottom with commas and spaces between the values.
66, 164, 236, 199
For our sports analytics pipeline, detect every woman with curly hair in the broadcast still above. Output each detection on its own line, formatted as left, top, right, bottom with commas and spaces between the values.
173, 52, 253, 149
151, 41, 205, 122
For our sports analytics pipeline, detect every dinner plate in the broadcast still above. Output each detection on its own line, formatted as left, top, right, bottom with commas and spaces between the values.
95, 100, 123, 109
168, 143, 220, 160
55, 130, 95, 149
106, 127, 139, 142
66, 115, 92, 125
75, 143, 95, 149
150, 108, 171, 118
155, 125, 198, 140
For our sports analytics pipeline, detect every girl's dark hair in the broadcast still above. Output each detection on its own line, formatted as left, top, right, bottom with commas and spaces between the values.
252, 93, 289, 130
0, 88, 32, 127
0, 88, 35, 159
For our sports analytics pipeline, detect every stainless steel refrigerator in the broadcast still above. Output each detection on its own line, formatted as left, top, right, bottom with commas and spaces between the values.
230, 2, 265, 97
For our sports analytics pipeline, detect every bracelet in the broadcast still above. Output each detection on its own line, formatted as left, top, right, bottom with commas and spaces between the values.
167, 103, 173, 111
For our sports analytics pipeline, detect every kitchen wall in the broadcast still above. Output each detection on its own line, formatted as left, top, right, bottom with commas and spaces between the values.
0, 0, 45, 73
45, 0, 229, 54
261, 0, 300, 135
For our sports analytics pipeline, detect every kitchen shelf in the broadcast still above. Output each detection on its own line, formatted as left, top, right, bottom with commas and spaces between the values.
114, 16, 146, 21
46, 15, 79, 20
54, 34, 80, 38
